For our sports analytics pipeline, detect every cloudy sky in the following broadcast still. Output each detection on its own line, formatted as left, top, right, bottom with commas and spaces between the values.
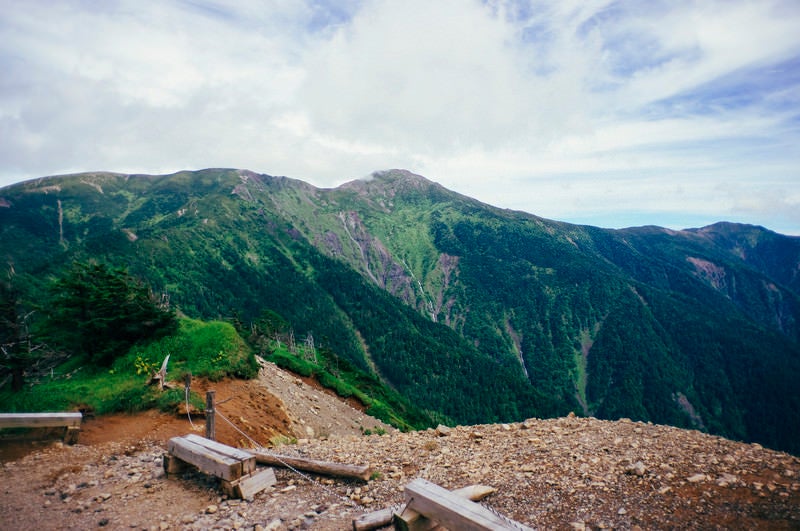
2, 1, 799, 234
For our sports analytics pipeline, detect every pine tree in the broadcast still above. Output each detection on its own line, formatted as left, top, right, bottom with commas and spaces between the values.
0, 276, 28, 390
46, 261, 177, 366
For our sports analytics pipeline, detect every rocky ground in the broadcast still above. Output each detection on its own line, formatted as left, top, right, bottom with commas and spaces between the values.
2, 361, 799, 530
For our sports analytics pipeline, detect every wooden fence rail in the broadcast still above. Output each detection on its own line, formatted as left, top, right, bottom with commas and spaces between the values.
0, 412, 82, 443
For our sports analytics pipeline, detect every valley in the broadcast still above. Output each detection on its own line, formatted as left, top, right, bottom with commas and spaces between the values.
1, 168, 799, 454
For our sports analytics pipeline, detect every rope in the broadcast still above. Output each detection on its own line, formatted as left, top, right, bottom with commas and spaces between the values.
211, 401, 530, 527
398, 497, 414, 518
214, 407, 366, 512
479, 501, 535, 531
185, 384, 197, 430
215, 408, 264, 450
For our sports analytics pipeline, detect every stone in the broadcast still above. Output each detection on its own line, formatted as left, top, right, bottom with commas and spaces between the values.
205, 505, 218, 515
716, 473, 738, 487
687, 474, 708, 483
435, 424, 452, 437
625, 461, 647, 477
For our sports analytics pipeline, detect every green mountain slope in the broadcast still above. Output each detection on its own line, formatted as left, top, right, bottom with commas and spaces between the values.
1, 168, 799, 453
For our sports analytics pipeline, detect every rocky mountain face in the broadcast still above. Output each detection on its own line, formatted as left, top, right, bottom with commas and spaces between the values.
1, 168, 799, 453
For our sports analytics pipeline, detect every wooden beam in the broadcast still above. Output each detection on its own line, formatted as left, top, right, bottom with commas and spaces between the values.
205, 391, 215, 440
353, 484, 496, 531
167, 436, 244, 481
184, 434, 256, 475
394, 485, 497, 531
248, 449, 373, 481
400, 478, 532, 531
64, 427, 80, 445
163, 453, 190, 475
0, 412, 82, 429
353, 507, 395, 531
224, 468, 277, 500
167, 435, 275, 500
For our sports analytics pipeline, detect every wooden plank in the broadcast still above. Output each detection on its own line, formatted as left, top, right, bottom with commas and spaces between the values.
354, 485, 497, 531
184, 434, 256, 475
163, 453, 190, 476
449, 485, 496, 501
0, 412, 82, 429
353, 507, 395, 531
227, 467, 277, 500
205, 390, 215, 440
64, 426, 80, 444
402, 478, 532, 531
249, 449, 373, 481
394, 485, 497, 531
167, 436, 243, 481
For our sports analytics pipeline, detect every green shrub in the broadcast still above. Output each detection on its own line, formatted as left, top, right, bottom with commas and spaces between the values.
155, 387, 203, 414
122, 318, 258, 381
0, 317, 258, 416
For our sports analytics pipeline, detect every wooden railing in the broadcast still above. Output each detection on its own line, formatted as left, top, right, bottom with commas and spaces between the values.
0, 412, 83, 444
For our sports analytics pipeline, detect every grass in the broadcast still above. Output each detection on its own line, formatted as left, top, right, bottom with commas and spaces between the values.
2, 315, 433, 436
268, 434, 298, 447
1, 367, 152, 415
0, 317, 257, 416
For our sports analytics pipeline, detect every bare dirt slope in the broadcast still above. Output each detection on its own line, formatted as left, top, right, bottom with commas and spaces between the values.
2, 361, 799, 530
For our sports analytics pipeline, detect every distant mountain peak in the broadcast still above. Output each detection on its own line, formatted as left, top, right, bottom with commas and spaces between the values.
339, 169, 436, 192
371, 168, 431, 182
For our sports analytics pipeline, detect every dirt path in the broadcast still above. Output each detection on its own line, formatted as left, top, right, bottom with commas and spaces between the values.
2, 362, 799, 530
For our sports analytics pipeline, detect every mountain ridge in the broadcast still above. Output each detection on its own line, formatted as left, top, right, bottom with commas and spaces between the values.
1, 168, 799, 453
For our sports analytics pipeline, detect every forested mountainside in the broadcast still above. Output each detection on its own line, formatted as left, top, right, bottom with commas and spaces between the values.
1, 168, 799, 453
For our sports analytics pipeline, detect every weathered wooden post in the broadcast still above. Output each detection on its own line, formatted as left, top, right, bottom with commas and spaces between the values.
205, 390, 216, 441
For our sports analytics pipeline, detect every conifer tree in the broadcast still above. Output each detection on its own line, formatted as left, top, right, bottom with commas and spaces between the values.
46, 261, 177, 365
0, 276, 29, 390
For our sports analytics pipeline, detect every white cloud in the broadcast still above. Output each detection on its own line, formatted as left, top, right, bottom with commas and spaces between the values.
1, 0, 799, 233
299, 0, 544, 150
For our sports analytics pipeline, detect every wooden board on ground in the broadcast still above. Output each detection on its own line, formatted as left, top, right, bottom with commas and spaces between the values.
353, 507, 396, 531
184, 433, 256, 475
166, 434, 274, 500
400, 478, 533, 531
167, 435, 253, 482
354, 484, 496, 531
393, 485, 497, 531
225, 468, 277, 500
248, 449, 373, 481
